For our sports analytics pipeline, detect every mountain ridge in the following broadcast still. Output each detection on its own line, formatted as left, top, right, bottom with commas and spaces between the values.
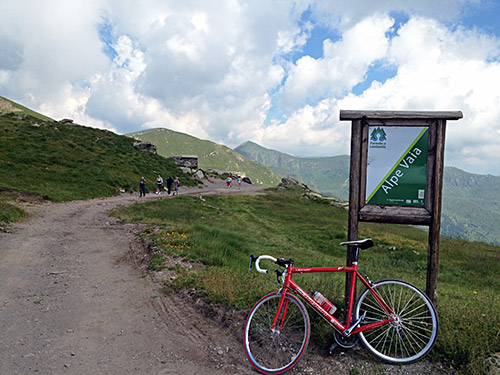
236, 141, 500, 245
235, 140, 350, 198
128, 128, 280, 186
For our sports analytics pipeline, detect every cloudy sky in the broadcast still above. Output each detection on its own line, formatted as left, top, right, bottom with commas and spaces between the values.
1, 0, 500, 175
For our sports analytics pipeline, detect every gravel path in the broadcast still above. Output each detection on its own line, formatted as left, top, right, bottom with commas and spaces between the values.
0, 180, 454, 375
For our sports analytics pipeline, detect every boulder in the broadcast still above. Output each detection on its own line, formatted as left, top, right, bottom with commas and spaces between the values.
194, 169, 206, 180
280, 177, 301, 186
206, 168, 226, 176
133, 141, 157, 153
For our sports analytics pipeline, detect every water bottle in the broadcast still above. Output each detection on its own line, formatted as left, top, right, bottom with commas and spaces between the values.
311, 291, 337, 315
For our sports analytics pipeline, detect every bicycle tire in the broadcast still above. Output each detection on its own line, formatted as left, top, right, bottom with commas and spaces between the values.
244, 292, 310, 374
354, 279, 438, 364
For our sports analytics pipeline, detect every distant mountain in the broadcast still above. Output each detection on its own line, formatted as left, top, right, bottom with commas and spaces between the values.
128, 129, 280, 186
236, 141, 500, 245
235, 141, 350, 198
442, 167, 500, 245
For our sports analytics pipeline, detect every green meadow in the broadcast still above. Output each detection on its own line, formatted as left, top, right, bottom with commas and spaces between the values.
111, 187, 500, 375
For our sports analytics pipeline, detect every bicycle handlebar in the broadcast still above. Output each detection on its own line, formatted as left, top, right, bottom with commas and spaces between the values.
255, 255, 278, 274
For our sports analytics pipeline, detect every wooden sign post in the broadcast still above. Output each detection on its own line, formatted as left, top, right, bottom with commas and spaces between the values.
340, 110, 462, 308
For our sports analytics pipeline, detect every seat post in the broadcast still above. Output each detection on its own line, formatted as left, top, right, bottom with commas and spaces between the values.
352, 245, 360, 265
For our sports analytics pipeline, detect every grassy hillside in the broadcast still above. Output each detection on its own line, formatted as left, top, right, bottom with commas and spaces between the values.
111, 186, 500, 375
236, 141, 500, 245
235, 141, 350, 198
129, 128, 280, 186
442, 167, 500, 245
0, 112, 197, 203
0, 96, 54, 122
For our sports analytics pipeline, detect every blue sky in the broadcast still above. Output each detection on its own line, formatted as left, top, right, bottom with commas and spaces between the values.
1, 0, 500, 175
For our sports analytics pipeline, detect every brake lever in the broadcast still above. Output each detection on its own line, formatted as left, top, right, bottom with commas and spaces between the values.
248, 254, 257, 272
275, 268, 283, 285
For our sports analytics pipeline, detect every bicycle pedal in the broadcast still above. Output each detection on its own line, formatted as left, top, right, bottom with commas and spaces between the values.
328, 342, 338, 356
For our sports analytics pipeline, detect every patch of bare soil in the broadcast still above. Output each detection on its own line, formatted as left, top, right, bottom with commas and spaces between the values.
0, 180, 456, 375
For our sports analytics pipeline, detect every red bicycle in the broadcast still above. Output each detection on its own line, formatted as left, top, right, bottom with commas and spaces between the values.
244, 239, 438, 374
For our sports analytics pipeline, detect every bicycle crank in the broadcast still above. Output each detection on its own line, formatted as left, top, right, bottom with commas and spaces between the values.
329, 322, 359, 354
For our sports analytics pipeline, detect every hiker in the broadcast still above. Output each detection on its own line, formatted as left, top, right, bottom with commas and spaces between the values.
139, 177, 146, 197
173, 177, 180, 196
166, 176, 174, 195
156, 174, 163, 195
226, 176, 232, 187
238, 176, 242, 189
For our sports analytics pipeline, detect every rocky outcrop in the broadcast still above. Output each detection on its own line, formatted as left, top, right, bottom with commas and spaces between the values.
278, 177, 348, 208
133, 141, 157, 153
280, 177, 302, 187
170, 155, 198, 169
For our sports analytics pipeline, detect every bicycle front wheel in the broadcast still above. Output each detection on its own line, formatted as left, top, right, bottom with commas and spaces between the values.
354, 279, 438, 364
244, 292, 310, 374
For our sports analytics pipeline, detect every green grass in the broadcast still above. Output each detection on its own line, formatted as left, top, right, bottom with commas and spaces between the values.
110, 186, 500, 375
0, 112, 198, 202
0, 192, 30, 229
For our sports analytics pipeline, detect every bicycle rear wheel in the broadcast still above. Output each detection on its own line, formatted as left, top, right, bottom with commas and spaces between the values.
244, 292, 310, 374
354, 279, 438, 364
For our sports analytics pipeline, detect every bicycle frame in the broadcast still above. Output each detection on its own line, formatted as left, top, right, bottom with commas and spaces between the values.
271, 264, 396, 337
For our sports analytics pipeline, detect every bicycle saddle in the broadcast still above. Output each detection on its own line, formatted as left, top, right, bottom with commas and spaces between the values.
340, 238, 374, 250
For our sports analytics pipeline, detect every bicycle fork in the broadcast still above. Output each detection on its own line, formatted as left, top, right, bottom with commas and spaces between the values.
270, 289, 290, 334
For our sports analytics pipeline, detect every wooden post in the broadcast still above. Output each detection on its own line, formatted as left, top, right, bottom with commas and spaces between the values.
345, 119, 362, 314
426, 119, 447, 307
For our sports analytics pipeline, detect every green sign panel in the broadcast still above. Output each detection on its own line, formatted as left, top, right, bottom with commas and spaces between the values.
366, 126, 429, 207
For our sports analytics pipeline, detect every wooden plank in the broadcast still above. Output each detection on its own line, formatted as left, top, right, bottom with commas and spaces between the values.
365, 119, 434, 126
359, 205, 432, 225
340, 110, 463, 120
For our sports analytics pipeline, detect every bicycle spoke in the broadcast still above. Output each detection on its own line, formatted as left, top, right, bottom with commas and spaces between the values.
355, 280, 438, 364
244, 293, 310, 373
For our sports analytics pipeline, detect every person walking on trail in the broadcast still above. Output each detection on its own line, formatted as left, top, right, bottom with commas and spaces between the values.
139, 177, 146, 197
166, 176, 174, 195
156, 174, 163, 195
238, 176, 242, 189
226, 176, 232, 187
173, 177, 180, 196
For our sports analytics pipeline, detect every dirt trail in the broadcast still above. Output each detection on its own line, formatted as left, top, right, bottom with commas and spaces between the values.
0, 180, 454, 375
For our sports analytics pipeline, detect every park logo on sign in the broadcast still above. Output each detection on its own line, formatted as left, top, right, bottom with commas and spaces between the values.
369, 127, 387, 149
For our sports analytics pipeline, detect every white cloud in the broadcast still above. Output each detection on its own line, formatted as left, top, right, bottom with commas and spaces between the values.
1, 0, 499, 175
309, 0, 475, 30
280, 14, 394, 111
253, 13, 500, 176
336, 17, 500, 174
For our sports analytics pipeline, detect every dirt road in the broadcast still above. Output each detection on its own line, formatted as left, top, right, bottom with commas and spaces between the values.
0, 180, 453, 375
